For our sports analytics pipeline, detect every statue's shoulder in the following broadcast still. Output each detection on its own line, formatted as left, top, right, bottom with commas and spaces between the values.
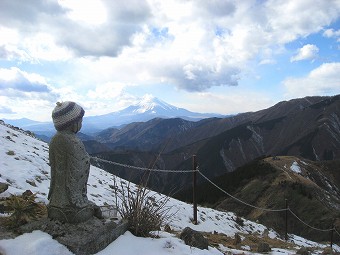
50, 131, 77, 148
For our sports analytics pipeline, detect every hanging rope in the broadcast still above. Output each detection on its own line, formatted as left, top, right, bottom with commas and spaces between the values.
92, 155, 338, 235
198, 170, 336, 233
288, 208, 334, 232
91, 156, 198, 173
198, 170, 288, 212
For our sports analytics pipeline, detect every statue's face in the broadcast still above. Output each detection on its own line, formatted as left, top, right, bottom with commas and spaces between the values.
78, 119, 83, 131
74, 119, 82, 133
66, 119, 83, 133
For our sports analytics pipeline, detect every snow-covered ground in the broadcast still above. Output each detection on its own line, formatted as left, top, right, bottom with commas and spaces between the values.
0, 122, 338, 255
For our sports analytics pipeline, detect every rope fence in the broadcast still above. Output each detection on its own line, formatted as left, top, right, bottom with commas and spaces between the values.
91, 156, 198, 173
335, 228, 340, 239
91, 155, 339, 245
198, 170, 287, 212
198, 168, 336, 234
288, 208, 334, 232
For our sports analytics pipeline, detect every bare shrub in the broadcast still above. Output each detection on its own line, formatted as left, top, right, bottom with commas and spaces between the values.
4, 192, 47, 228
117, 181, 174, 237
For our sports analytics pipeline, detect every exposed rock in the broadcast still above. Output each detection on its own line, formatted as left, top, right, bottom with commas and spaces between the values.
180, 227, 208, 250
257, 242, 271, 253
0, 182, 9, 193
297, 247, 310, 255
164, 224, 172, 232
22, 190, 33, 197
19, 217, 128, 255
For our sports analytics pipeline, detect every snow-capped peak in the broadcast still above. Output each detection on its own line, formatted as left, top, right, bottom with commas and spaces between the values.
133, 94, 178, 114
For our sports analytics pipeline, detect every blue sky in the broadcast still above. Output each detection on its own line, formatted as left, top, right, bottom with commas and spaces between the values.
0, 0, 340, 121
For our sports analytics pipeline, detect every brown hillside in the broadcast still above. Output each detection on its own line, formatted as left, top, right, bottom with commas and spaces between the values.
211, 156, 340, 242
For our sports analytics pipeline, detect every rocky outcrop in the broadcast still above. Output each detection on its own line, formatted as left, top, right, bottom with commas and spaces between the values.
257, 242, 271, 253
179, 227, 209, 250
0, 182, 8, 194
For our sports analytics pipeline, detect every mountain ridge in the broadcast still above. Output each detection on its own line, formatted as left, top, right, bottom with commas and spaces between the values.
3, 95, 223, 134
89, 94, 340, 197
88, 95, 338, 155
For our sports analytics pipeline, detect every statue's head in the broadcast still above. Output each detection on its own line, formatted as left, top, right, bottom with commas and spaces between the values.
52, 101, 85, 133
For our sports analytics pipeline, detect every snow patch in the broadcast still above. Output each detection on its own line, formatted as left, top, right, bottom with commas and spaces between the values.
290, 161, 301, 174
0, 230, 73, 255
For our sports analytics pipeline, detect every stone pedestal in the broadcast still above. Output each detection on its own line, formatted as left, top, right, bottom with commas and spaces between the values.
20, 217, 128, 255
47, 205, 94, 224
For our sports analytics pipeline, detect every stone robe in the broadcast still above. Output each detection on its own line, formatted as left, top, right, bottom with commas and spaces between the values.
48, 129, 93, 223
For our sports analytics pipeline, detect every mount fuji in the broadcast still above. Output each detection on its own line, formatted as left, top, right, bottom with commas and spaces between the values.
3, 95, 223, 135
83, 95, 222, 132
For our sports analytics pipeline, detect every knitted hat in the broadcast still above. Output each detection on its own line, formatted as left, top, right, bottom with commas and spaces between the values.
52, 101, 85, 131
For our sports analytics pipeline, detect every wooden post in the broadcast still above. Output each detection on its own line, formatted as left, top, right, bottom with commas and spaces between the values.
192, 155, 198, 225
285, 199, 288, 241
331, 225, 334, 250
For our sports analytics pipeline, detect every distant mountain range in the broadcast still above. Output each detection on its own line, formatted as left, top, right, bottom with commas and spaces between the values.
2, 96, 223, 136
89, 94, 340, 194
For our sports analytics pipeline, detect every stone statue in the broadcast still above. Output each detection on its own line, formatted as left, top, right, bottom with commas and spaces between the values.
48, 101, 101, 223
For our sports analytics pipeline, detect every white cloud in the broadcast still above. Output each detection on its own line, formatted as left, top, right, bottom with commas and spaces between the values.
0, 0, 338, 91
87, 82, 125, 100
0, 67, 51, 93
0, 27, 32, 62
0, 0, 151, 58
0, 67, 60, 120
0, 0, 340, 120
22, 33, 73, 62
58, 0, 108, 26
323, 28, 340, 43
283, 62, 340, 98
264, 0, 340, 43
259, 59, 277, 65
177, 89, 275, 115
0, 70, 135, 120
0, 105, 15, 114
290, 44, 319, 62
323, 28, 340, 38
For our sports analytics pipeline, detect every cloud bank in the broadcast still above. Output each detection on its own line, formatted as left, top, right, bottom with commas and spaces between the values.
283, 62, 340, 98
0, 0, 339, 92
0, 0, 339, 120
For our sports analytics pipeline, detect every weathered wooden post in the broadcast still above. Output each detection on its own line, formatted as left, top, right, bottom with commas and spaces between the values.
285, 199, 288, 241
331, 224, 334, 250
193, 155, 198, 225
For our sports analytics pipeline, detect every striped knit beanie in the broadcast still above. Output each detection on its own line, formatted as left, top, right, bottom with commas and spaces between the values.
52, 101, 85, 131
